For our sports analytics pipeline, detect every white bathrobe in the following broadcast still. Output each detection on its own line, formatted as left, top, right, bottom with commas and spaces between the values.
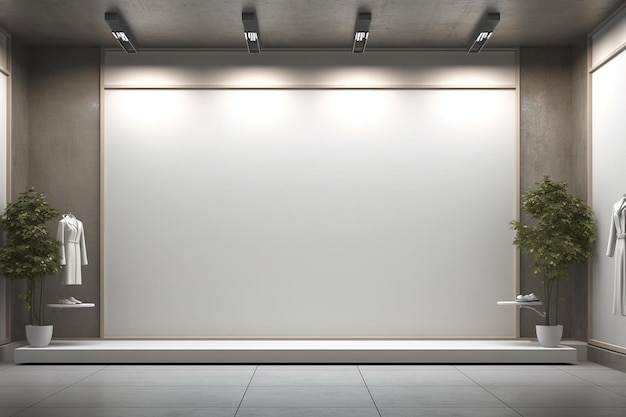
607, 196, 626, 316
57, 214, 88, 285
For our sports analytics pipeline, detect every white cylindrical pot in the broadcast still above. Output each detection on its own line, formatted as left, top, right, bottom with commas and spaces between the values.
25, 325, 53, 347
536, 324, 563, 347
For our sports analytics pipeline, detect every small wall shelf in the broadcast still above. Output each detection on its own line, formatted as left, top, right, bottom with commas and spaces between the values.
497, 300, 545, 318
46, 303, 95, 309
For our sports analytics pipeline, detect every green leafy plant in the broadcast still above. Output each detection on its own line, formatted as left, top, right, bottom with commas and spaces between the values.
0, 187, 61, 325
510, 176, 596, 326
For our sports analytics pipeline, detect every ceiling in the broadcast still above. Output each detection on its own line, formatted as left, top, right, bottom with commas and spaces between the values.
0, 0, 623, 50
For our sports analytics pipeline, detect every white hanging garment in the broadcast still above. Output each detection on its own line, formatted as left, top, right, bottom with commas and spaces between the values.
607, 195, 626, 316
57, 213, 88, 285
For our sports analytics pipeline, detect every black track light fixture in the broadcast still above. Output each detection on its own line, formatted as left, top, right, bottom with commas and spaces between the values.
467, 12, 500, 54
105, 12, 138, 53
242, 12, 260, 53
352, 12, 371, 53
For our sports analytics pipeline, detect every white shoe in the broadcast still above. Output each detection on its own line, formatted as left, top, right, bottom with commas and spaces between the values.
68, 296, 82, 304
516, 293, 539, 302
59, 298, 75, 305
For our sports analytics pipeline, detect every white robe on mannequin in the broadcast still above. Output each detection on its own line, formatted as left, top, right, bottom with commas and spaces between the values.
607, 195, 626, 316
57, 214, 88, 285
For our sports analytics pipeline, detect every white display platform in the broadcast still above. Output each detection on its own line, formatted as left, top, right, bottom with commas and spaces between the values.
497, 301, 542, 306
46, 303, 96, 308
14, 339, 577, 364
497, 300, 546, 319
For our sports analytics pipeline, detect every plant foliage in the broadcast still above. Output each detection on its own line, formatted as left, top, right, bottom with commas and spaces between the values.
510, 176, 596, 325
0, 187, 61, 325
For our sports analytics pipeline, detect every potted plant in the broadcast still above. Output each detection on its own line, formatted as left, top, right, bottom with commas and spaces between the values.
0, 187, 61, 347
510, 176, 596, 347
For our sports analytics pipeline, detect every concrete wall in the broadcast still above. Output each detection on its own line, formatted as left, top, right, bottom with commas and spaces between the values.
9, 47, 100, 339
518, 46, 589, 340
567, 42, 591, 340
8, 45, 591, 341
9, 39, 29, 341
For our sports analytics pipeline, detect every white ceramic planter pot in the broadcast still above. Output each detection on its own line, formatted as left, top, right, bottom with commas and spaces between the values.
25, 325, 53, 347
536, 324, 563, 347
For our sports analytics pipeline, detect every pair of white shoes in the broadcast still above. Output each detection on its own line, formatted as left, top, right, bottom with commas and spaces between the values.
59, 297, 82, 305
516, 293, 539, 302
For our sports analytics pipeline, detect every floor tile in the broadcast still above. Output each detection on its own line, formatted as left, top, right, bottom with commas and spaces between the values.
561, 370, 626, 386
607, 386, 626, 397
256, 365, 358, 372
369, 386, 505, 408
486, 386, 626, 408
235, 408, 380, 417
459, 369, 592, 386
10, 365, 108, 373
555, 363, 610, 371
251, 367, 364, 386
0, 387, 64, 407
34, 386, 246, 408
379, 408, 520, 417
558, 362, 626, 371
104, 365, 255, 372
360, 368, 475, 386
359, 365, 456, 371
240, 386, 374, 408
0, 368, 102, 386
13, 408, 236, 417
0, 408, 24, 417
455, 365, 558, 372
77, 368, 254, 386
513, 408, 626, 417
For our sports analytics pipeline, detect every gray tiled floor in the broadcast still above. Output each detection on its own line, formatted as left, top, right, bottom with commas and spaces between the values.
1, 362, 625, 417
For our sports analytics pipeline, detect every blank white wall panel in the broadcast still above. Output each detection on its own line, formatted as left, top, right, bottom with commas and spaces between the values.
103, 88, 517, 338
591, 48, 626, 350
0, 73, 6, 341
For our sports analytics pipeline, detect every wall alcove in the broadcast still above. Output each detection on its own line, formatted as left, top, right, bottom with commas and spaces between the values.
102, 50, 518, 339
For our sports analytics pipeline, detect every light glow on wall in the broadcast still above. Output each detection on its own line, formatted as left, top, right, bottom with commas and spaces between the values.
103, 88, 517, 338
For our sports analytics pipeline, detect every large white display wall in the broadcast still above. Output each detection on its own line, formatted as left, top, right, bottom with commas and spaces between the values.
103, 51, 517, 338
